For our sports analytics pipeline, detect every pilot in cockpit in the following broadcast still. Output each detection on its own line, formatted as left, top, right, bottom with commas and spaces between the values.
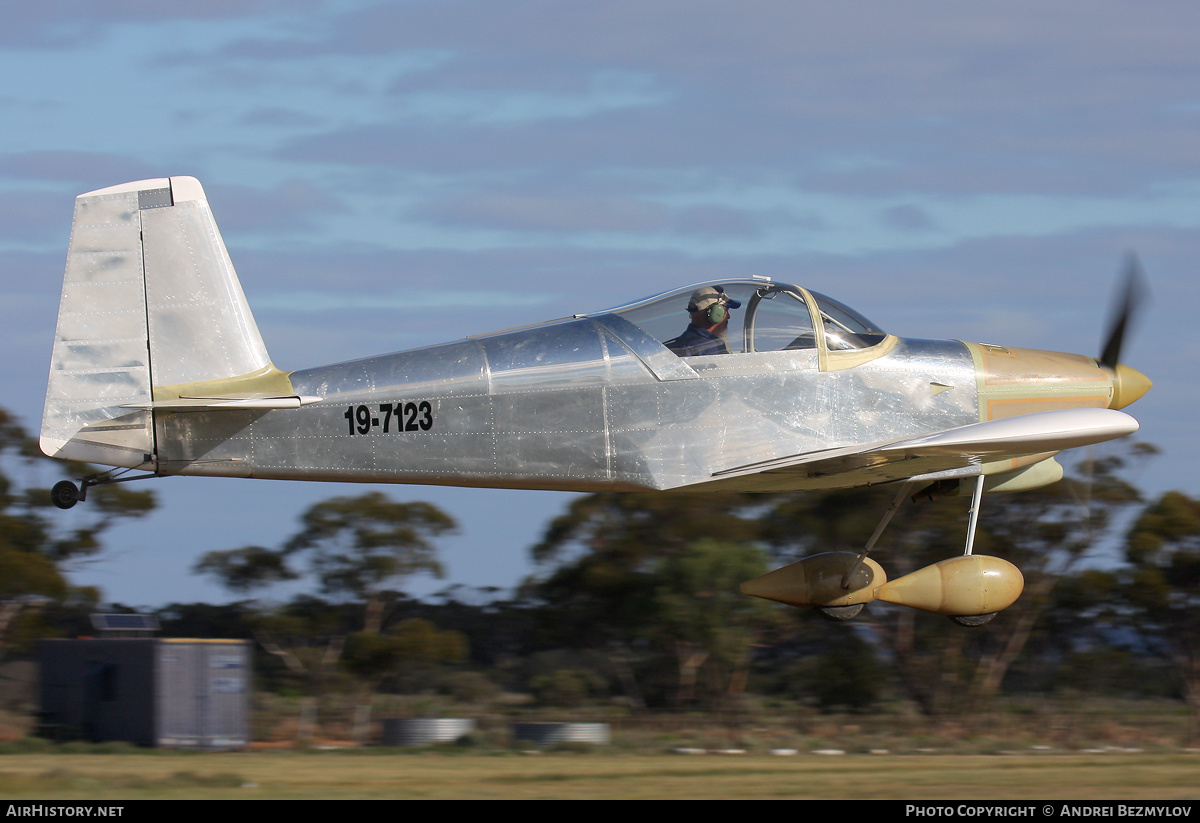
665, 286, 742, 357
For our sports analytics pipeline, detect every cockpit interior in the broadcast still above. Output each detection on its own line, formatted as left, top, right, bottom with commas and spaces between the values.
608, 280, 888, 357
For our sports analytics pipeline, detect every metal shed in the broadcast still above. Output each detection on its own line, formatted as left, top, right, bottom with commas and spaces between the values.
39, 638, 250, 749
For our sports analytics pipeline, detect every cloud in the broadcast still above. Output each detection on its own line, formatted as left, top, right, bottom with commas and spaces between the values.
248, 1, 1200, 196
0, 2, 320, 48
384, 72, 669, 126
417, 192, 670, 233
206, 179, 348, 235
0, 151, 160, 190
410, 186, 767, 240
0, 190, 75, 244
880, 204, 935, 233
253, 288, 552, 312
238, 107, 329, 130
276, 102, 807, 175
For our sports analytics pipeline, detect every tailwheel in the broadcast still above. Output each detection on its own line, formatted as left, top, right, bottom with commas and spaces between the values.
950, 613, 997, 627
50, 480, 80, 510
819, 604, 864, 621
46, 467, 157, 513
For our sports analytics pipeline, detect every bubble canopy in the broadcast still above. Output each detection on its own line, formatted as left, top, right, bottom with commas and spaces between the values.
598, 280, 888, 356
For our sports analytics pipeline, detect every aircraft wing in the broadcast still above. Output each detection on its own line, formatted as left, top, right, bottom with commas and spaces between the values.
702, 408, 1138, 491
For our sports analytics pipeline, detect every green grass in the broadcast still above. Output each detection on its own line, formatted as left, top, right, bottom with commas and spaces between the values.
0, 751, 1196, 799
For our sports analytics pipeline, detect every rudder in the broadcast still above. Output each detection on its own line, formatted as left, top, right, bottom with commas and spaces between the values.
41, 176, 273, 470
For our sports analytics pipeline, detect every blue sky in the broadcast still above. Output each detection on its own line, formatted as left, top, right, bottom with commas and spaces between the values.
2, 1, 1196, 607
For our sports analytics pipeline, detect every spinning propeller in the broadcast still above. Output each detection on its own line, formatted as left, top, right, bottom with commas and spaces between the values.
1100, 254, 1152, 410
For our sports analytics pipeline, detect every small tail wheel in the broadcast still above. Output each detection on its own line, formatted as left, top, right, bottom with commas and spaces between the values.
51, 480, 80, 510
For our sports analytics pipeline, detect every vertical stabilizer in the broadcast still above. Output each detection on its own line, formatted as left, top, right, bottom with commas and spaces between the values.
41, 177, 272, 469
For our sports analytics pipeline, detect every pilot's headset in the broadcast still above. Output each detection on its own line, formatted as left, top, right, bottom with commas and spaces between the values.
689, 287, 733, 324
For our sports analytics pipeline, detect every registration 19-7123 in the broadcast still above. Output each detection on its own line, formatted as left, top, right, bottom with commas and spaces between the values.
343, 402, 433, 436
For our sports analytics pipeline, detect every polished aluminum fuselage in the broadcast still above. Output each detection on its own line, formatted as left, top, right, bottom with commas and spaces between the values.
42, 178, 1138, 504
156, 315, 979, 492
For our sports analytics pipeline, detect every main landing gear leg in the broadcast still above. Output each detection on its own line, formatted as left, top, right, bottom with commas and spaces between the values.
818, 481, 916, 621
50, 467, 157, 510
838, 480, 916, 589
949, 474, 997, 627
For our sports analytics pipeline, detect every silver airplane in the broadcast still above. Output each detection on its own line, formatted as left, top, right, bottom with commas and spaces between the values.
41, 177, 1151, 624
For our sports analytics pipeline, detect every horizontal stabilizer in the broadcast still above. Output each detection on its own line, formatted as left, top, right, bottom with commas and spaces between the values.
122, 394, 322, 411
